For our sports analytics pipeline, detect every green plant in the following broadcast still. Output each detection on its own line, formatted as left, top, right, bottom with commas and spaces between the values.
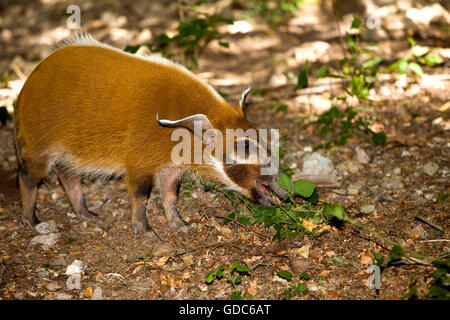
0, 71, 13, 88
315, 105, 386, 149
205, 262, 252, 300
125, 1, 233, 68
277, 270, 308, 299
247, 0, 303, 26
220, 174, 333, 241
270, 101, 288, 113
427, 258, 450, 300
310, 16, 386, 149
388, 37, 444, 78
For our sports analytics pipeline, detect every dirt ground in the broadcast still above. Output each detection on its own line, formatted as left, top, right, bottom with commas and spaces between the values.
0, 0, 449, 300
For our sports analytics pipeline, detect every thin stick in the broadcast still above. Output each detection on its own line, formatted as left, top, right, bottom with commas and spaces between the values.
415, 216, 444, 233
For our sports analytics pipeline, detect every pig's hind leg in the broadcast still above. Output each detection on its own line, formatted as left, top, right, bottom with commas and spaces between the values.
18, 157, 49, 229
58, 168, 101, 222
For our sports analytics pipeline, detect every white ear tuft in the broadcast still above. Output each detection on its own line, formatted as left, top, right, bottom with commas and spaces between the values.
238, 86, 251, 108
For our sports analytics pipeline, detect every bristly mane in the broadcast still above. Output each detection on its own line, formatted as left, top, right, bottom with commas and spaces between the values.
55, 32, 224, 102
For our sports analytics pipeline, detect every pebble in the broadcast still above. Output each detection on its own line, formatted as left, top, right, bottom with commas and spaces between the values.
30, 233, 60, 250
36, 267, 49, 278
35, 220, 59, 235
46, 281, 60, 291
355, 147, 370, 164
91, 287, 103, 300
423, 162, 439, 176
382, 175, 404, 190
301, 152, 336, 182
360, 204, 376, 214
401, 150, 412, 157
412, 225, 428, 240
65, 260, 86, 276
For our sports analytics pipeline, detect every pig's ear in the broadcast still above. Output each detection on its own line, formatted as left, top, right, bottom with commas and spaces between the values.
157, 113, 215, 144
238, 86, 251, 117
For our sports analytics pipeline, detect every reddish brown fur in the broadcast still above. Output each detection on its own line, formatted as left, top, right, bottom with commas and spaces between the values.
15, 40, 264, 235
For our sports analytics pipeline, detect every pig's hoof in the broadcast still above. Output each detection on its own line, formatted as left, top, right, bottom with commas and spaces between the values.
168, 220, 195, 233
22, 215, 40, 231
78, 210, 102, 222
132, 221, 154, 237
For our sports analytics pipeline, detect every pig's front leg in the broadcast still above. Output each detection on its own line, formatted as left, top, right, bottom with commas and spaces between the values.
158, 166, 190, 232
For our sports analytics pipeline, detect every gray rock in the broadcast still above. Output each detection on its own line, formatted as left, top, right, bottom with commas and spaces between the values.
65, 260, 85, 276
91, 287, 103, 300
423, 162, 439, 176
46, 281, 60, 291
382, 175, 404, 190
299, 152, 337, 182
30, 233, 60, 250
355, 147, 370, 164
35, 267, 49, 278
360, 204, 376, 214
35, 220, 59, 235
412, 225, 428, 240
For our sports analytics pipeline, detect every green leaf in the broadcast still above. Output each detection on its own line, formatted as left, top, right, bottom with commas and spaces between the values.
408, 62, 423, 77
279, 173, 292, 193
298, 272, 310, 280
323, 204, 346, 222
205, 271, 215, 284
216, 265, 224, 278
236, 264, 250, 274
411, 45, 429, 57
351, 16, 362, 29
372, 251, 384, 267
218, 40, 229, 48
362, 57, 382, 69
371, 131, 386, 145
296, 282, 307, 293
231, 290, 244, 300
421, 53, 444, 67
386, 245, 403, 264
407, 37, 417, 46
316, 64, 328, 78
306, 190, 319, 204
294, 179, 317, 198
277, 271, 292, 281
295, 63, 309, 90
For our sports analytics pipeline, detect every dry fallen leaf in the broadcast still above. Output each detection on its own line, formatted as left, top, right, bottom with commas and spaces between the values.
293, 245, 310, 259
319, 269, 330, 278
409, 231, 421, 239
154, 256, 170, 268
437, 101, 449, 112
247, 277, 259, 296
132, 264, 143, 275
84, 286, 93, 298
359, 252, 374, 266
